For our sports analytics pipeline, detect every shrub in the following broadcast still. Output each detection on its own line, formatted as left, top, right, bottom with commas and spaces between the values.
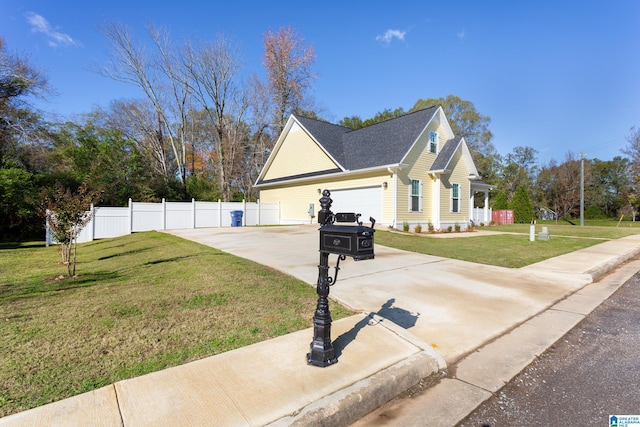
403, 222, 409, 232
447, 226, 453, 232
585, 205, 608, 220
414, 224, 422, 233
427, 222, 434, 232
454, 223, 461, 232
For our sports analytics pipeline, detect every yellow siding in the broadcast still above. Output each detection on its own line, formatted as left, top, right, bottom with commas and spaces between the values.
396, 122, 444, 225
263, 122, 339, 181
439, 150, 471, 225
259, 172, 391, 224
259, 115, 475, 230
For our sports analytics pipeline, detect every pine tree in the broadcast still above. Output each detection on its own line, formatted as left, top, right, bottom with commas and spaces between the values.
492, 191, 509, 210
510, 185, 535, 223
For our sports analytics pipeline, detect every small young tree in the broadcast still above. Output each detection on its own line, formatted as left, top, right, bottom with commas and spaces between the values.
41, 182, 100, 277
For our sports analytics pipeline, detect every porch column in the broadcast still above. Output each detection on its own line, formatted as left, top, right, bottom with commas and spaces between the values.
483, 190, 489, 222
469, 190, 474, 222
433, 175, 441, 229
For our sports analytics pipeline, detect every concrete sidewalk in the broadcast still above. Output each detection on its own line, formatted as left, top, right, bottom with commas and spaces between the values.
2, 227, 640, 426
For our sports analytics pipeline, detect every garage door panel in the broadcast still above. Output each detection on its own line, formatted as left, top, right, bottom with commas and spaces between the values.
328, 187, 382, 224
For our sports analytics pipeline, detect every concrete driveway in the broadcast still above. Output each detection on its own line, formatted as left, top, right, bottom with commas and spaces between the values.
166, 225, 606, 363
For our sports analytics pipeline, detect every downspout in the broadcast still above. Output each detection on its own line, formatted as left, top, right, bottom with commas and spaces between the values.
389, 167, 398, 229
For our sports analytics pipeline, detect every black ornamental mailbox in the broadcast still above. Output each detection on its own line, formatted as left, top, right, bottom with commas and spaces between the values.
308, 189, 376, 367
319, 222, 374, 260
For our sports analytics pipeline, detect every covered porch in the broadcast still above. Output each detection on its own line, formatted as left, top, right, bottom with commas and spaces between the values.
470, 181, 492, 225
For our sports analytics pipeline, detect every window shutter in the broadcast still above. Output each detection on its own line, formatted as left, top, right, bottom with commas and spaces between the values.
419, 180, 423, 212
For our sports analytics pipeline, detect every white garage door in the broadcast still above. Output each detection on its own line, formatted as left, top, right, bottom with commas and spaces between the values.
328, 186, 382, 225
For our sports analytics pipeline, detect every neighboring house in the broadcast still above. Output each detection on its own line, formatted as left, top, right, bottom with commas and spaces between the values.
254, 106, 491, 230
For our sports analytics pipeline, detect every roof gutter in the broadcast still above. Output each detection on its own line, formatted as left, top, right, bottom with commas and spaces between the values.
255, 163, 407, 188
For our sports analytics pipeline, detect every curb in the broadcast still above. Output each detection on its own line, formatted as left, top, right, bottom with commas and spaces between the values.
586, 247, 640, 281
351, 255, 640, 426
267, 351, 442, 427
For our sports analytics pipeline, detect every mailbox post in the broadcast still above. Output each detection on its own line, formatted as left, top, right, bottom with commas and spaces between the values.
307, 189, 375, 367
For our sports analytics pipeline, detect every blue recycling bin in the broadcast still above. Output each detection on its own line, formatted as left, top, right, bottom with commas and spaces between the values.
230, 210, 243, 227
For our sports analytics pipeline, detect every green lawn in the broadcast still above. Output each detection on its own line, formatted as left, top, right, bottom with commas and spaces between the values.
0, 232, 354, 417
490, 221, 640, 239
376, 223, 640, 268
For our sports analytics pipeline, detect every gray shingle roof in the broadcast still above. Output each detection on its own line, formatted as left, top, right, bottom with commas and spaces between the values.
294, 106, 439, 171
295, 116, 351, 167
429, 137, 462, 172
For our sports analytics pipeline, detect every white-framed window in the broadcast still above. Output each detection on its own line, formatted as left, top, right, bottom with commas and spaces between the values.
429, 131, 439, 154
451, 183, 460, 213
410, 179, 422, 212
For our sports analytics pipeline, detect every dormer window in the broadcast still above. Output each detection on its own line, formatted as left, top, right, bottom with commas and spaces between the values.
429, 131, 439, 153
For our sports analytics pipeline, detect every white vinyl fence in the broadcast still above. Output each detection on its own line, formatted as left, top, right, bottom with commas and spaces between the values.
46, 198, 280, 245
472, 207, 492, 224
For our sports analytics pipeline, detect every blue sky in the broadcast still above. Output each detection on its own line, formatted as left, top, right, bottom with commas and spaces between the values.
2, 1, 639, 166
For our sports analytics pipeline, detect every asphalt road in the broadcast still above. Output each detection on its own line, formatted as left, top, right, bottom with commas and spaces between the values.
457, 271, 640, 427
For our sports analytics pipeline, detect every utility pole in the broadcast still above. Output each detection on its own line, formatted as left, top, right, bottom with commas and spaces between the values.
580, 152, 584, 227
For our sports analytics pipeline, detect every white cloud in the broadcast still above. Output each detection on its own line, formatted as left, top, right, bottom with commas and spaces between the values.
25, 12, 79, 47
376, 29, 406, 45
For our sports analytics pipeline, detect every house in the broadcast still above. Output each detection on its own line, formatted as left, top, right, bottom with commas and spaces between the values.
254, 106, 491, 230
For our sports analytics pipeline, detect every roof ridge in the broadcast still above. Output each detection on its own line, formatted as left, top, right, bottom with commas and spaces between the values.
294, 114, 351, 130
348, 105, 439, 131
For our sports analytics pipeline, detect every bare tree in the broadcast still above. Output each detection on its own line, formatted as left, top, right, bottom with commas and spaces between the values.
98, 21, 187, 190
104, 99, 173, 181
243, 74, 273, 200
262, 26, 317, 136
537, 151, 589, 219
183, 35, 250, 201
0, 37, 50, 162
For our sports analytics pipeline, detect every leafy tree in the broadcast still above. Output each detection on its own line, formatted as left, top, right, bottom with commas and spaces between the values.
0, 37, 53, 240
622, 126, 640, 215
51, 117, 150, 205
492, 191, 509, 210
262, 26, 317, 136
497, 146, 538, 202
0, 164, 40, 240
536, 152, 584, 219
339, 115, 365, 129
41, 181, 100, 277
588, 157, 631, 217
411, 95, 499, 181
510, 185, 535, 223
340, 108, 407, 129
